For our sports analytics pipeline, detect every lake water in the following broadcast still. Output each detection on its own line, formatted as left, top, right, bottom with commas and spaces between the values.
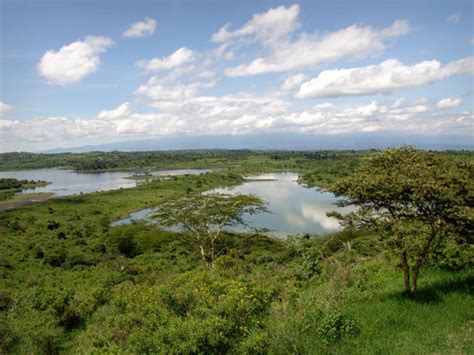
111, 208, 156, 227
113, 173, 351, 237
0, 168, 211, 196
209, 173, 351, 236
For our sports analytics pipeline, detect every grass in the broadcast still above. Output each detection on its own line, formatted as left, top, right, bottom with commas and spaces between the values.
341, 270, 474, 354
264, 267, 474, 354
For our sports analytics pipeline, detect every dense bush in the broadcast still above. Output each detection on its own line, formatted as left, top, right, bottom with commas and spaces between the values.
75, 271, 275, 353
429, 237, 474, 270
44, 248, 66, 267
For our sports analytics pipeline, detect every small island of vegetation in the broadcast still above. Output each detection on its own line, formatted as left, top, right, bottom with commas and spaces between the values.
0, 178, 52, 211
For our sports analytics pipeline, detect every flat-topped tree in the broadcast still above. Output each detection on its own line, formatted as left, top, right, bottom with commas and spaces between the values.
329, 146, 473, 294
152, 193, 268, 264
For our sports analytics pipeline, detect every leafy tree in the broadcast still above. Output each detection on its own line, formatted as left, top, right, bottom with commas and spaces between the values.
329, 147, 473, 294
152, 193, 268, 264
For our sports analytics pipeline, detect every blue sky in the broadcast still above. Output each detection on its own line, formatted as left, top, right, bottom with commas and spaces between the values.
0, 0, 473, 151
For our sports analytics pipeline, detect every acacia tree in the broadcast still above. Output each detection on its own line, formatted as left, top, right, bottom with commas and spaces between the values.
329, 147, 473, 294
152, 193, 268, 264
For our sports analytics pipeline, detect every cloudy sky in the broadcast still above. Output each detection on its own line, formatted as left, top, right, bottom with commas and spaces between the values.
1, 0, 473, 151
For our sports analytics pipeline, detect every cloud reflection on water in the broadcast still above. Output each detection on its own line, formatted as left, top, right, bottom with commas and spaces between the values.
210, 173, 349, 237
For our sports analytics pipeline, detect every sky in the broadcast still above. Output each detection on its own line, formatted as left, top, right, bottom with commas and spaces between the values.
0, 0, 473, 152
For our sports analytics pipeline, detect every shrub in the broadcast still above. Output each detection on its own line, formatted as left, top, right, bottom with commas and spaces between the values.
429, 238, 474, 270
116, 234, 139, 258
64, 250, 95, 268
46, 220, 60, 230
76, 271, 275, 353
32, 246, 44, 259
237, 328, 269, 354
317, 309, 358, 344
8, 220, 24, 233
44, 249, 66, 267
301, 248, 322, 279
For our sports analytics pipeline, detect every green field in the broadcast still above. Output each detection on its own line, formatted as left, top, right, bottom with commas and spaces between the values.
0, 149, 472, 354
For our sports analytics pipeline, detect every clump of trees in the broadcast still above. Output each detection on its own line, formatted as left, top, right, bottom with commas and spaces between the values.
0, 178, 49, 200
152, 193, 268, 264
329, 146, 473, 294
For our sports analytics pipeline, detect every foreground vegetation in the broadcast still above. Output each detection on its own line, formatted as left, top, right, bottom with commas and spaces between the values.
0, 148, 472, 353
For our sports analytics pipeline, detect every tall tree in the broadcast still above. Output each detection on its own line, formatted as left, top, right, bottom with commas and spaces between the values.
329, 147, 473, 294
152, 193, 268, 264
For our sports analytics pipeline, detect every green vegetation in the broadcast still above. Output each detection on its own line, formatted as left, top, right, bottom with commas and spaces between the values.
0, 178, 50, 201
1, 150, 367, 182
0, 148, 472, 353
3, 149, 470, 187
329, 147, 473, 294
153, 193, 268, 264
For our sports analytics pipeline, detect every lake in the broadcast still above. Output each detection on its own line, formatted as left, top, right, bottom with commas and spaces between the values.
113, 173, 352, 236
0, 168, 212, 196
209, 173, 351, 236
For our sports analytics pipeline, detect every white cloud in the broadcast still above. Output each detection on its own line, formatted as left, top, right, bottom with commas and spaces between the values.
280, 73, 307, 91
436, 97, 462, 109
97, 102, 132, 120
4, 95, 471, 151
297, 57, 474, 98
214, 4, 410, 76
37, 36, 114, 85
123, 18, 156, 38
0, 102, 13, 117
390, 97, 406, 109
130, 81, 472, 137
134, 76, 215, 110
136, 47, 195, 72
314, 103, 334, 109
212, 4, 300, 44
447, 13, 461, 24
380, 19, 411, 37
133, 47, 219, 112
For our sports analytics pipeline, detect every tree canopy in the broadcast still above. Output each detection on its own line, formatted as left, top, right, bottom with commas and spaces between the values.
329, 146, 473, 293
152, 193, 268, 263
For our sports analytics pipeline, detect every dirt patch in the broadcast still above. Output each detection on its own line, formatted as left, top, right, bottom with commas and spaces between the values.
0, 193, 56, 211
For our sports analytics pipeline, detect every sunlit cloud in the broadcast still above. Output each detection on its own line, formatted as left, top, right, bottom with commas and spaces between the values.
1, 96, 471, 151
297, 57, 474, 98
37, 36, 114, 85
436, 97, 462, 109
136, 47, 196, 72
214, 4, 410, 76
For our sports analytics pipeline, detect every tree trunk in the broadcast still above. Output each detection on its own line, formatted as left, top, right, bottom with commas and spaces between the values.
410, 229, 437, 294
199, 244, 207, 262
400, 251, 411, 293
210, 239, 215, 265
411, 267, 419, 294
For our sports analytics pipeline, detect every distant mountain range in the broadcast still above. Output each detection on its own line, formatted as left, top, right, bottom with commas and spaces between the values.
42, 134, 473, 153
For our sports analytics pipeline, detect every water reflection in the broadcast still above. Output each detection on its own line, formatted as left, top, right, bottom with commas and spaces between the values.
0, 168, 211, 196
110, 172, 351, 236
111, 208, 156, 227
207, 173, 350, 237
